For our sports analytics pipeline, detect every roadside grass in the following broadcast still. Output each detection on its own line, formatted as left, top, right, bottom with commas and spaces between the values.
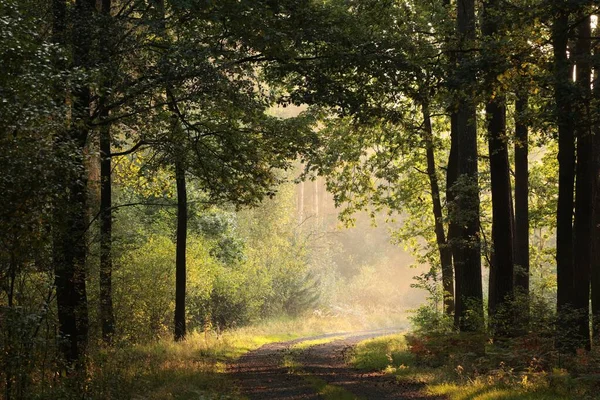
304, 375, 362, 400
349, 334, 579, 400
48, 314, 398, 400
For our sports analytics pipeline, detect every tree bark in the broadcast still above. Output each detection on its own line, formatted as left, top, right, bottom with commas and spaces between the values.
591, 31, 600, 344
483, 0, 514, 337
553, 8, 576, 352
514, 91, 530, 329
151, 0, 189, 341
422, 101, 454, 315
52, 0, 93, 364
447, 112, 460, 326
443, 0, 459, 323
454, 0, 483, 332
174, 160, 187, 341
99, 0, 115, 344
571, 13, 592, 351
99, 112, 115, 343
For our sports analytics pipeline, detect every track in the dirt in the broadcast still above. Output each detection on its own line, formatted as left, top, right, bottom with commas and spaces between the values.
230, 330, 445, 400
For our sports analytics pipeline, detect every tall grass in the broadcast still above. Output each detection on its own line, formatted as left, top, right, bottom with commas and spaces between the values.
40, 313, 406, 399
349, 333, 580, 400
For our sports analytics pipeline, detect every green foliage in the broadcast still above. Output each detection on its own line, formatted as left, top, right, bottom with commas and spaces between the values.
102, 178, 325, 343
350, 334, 411, 371
410, 303, 454, 335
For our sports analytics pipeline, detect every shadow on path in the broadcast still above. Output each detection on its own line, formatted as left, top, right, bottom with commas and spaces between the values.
230, 330, 445, 400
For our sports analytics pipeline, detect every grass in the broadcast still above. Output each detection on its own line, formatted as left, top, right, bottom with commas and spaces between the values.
56, 314, 392, 400
426, 383, 571, 400
304, 375, 362, 400
349, 333, 581, 400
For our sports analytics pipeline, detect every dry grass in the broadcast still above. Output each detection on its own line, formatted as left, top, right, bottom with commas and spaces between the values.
349, 333, 587, 400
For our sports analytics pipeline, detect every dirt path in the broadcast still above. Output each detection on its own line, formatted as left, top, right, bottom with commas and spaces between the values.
230, 331, 444, 400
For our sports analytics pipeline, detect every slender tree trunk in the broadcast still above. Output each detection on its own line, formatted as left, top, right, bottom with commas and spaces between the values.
99, 0, 115, 344
591, 34, 600, 344
422, 101, 454, 314
69, 0, 93, 360
151, 0, 189, 341
52, 0, 93, 364
553, 8, 576, 352
99, 114, 115, 343
454, 0, 483, 332
443, 0, 458, 322
447, 112, 460, 326
483, 0, 514, 337
572, 13, 592, 351
174, 160, 187, 341
514, 91, 530, 328
486, 96, 514, 335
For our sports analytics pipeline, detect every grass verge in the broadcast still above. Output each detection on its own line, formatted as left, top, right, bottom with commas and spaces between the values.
47, 314, 389, 400
349, 334, 576, 400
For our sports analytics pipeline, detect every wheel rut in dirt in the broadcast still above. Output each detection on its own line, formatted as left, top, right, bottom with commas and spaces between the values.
230, 330, 445, 400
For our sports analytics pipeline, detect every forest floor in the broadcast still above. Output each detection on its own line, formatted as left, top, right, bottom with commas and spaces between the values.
230, 330, 443, 400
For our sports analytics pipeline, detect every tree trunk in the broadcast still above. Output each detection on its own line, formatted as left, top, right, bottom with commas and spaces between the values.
174, 160, 187, 341
447, 112, 460, 326
99, 113, 115, 343
151, 0, 189, 341
454, 0, 483, 332
514, 91, 529, 327
553, 8, 576, 352
422, 102, 454, 314
571, 13, 592, 351
99, 0, 115, 344
443, 0, 459, 323
53, 0, 93, 364
483, 0, 514, 337
591, 33, 600, 344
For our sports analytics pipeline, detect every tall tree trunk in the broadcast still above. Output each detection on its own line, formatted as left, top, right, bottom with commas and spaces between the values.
571, 13, 592, 351
483, 0, 514, 337
514, 91, 530, 329
99, 0, 115, 344
454, 0, 483, 332
591, 30, 600, 344
422, 101, 454, 314
52, 0, 93, 364
447, 111, 460, 326
553, 8, 576, 352
99, 112, 115, 343
174, 160, 187, 341
443, 0, 458, 322
151, 0, 189, 341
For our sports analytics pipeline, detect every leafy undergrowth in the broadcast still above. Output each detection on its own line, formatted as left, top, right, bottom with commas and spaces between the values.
349, 333, 593, 400
44, 313, 405, 400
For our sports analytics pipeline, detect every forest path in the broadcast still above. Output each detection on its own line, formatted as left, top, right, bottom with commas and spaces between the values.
229, 330, 444, 400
